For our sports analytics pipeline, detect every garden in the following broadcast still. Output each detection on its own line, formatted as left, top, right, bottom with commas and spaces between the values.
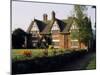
12, 49, 89, 74
12, 49, 87, 61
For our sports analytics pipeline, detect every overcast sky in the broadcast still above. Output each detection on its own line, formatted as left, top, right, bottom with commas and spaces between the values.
12, 1, 96, 31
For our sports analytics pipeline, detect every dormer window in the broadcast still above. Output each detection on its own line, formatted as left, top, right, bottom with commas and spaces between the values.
51, 21, 60, 33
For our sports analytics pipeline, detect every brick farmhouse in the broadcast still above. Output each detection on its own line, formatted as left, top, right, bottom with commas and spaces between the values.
26, 11, 87, 49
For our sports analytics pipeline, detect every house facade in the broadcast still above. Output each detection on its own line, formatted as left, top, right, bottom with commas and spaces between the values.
26, 11, 87, 49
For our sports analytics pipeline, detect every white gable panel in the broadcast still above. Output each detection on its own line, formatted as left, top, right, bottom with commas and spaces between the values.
51, 21, 60, 31
70, 21, 79, 30
31, 22, 39, 32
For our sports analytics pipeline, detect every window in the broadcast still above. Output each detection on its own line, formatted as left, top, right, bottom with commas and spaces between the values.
52, 35, 59, 38
30, 31, 39, 37
52, 39, 60, 42
53, 42, 59, 46
51, 30, 59, 34
52, 40, 60, 48
71, 40, 78, 48
32, 43, 37, 47
53, 42, 59, 48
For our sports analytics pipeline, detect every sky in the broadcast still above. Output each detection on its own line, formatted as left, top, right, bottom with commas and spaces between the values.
12, 1, 96, 32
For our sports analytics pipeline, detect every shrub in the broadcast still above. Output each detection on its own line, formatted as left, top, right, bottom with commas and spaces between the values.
23, 50, 32, 57
48, 45, 53, 49
43, 49, 48, 56
53, 49, 57, 55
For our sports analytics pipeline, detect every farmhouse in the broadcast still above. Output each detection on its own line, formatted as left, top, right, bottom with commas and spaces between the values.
26, 11, 87, 49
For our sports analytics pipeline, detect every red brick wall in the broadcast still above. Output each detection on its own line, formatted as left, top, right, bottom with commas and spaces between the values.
59, 34, 64, 48
67, 34, 71, 48
59, 34, 70, 49
52, 33, 87, 49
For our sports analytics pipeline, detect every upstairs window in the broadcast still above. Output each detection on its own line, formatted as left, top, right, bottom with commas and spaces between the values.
30, 31, 39, 37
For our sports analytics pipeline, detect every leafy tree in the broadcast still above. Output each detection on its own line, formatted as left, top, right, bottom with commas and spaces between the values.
79, 17, 93, 46
74, 5, 93, 46
12, 28, 27, 49
74, 5, 86, 27
70, 29, 79, 40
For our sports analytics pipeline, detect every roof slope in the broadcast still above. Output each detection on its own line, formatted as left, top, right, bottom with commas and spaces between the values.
27, 17, 77, 34
27, 19, 46, 33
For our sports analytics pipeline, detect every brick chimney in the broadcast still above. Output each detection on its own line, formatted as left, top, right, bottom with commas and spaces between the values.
52, 11, 56, 20
43, 14, 48, 22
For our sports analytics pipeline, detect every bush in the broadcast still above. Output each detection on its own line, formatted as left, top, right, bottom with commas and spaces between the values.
48, 45, 54, 49
23, 50, 32, 57
43, 49, 48, 57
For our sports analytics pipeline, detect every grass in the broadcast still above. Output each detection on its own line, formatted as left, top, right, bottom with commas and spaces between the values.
12, 49, 71, 61
12, 49, 87, 62
86, 53, 96, 69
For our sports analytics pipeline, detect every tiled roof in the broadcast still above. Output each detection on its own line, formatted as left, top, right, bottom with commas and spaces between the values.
62, 17, 74, 33
27, 17, 76, 34
41, 18, 67, 34
27, 19, 46, 33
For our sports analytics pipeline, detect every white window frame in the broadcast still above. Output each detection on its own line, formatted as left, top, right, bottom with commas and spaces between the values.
52, 40, 60, 48
52, 39, 60, 42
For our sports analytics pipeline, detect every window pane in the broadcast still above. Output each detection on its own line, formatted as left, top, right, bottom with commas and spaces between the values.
53, 42, 59, 46
51, 30, 59, 34
71, 40, 78, 48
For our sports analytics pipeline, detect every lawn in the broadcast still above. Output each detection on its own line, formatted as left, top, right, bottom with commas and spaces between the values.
12, 49, 88, 74
86, 53, 96, 69
12, 49, 72, 61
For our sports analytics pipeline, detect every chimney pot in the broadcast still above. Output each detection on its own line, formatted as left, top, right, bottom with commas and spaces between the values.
52, 11, 56, 20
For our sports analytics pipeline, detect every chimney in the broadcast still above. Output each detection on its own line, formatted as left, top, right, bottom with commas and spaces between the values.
43, 14, 48, 22
52, 11, 56, 20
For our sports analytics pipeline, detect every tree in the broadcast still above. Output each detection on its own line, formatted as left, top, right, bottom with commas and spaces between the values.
74, 5, 93, 46
12, 28, 27, 49
74, 5, 86, 27
79, 17, 93, 46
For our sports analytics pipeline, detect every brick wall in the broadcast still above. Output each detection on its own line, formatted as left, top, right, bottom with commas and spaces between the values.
52, 33, 87, 49
59, 34, 64, 48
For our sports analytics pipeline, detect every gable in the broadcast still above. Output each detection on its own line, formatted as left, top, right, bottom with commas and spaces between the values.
70, 20, 79, 30
51, 21, 60, 31
31, 22, 39, 32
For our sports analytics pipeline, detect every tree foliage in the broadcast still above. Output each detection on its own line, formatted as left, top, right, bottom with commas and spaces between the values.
74, 5, 93, 46
12, 28, 27, 49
